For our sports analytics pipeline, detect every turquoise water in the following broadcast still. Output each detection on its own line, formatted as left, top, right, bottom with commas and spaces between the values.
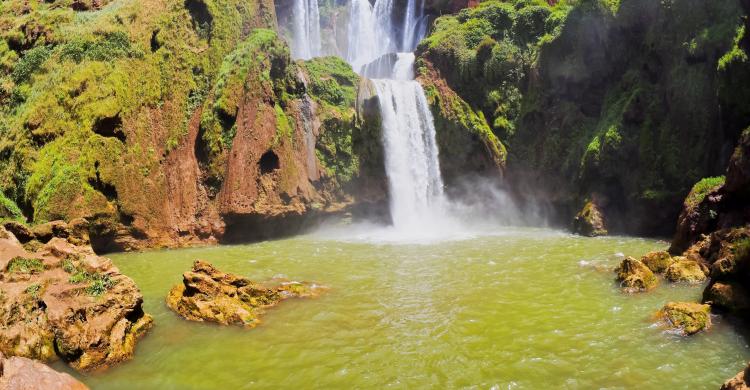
69, 227, 749, 389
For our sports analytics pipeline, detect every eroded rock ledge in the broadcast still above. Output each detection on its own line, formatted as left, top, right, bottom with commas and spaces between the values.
166, 260, 326, 327
0, 226, 153, 372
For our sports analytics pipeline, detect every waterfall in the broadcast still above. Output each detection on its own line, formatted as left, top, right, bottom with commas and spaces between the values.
291, 0, 322, 60
349, 0, 447, 230
284, 0, 449, 231
373, 77, 447, 228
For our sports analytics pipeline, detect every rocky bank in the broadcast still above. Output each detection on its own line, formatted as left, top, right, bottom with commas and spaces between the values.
0, 224, 152, 372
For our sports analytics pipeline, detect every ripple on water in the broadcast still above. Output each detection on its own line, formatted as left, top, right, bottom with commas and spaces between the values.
75, 227, 750, 389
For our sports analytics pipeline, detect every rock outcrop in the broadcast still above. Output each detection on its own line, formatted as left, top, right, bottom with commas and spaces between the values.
671, 130, 750, 254
663, 258, 707, 283
614, 256, 657, 293
166, 260, 325, 327
572, 199, 607, 237
0, 352, 89, 390
723, 364, 750, 390
657, 302, 711, 335
0, 226, 152, 372
640, 251, 674, 274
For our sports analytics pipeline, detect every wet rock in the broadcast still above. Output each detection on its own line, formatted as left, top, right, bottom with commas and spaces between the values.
615, 256, 657, 293
640, 250, 674, 274
664, 257, 708, 283
704, 281, 750, 313
166, 260, 325, 327
573, 200, 607, 237
0, 228, 153, 372
0, 352, 89, 390
657, 302, 711, 335
722, 363, 750, 390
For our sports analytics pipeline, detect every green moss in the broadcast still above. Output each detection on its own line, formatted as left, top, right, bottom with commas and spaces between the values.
0, 191, 24, 222
686, 176, 725, 207
6, 257, 44, 273
25, 283, 42, 298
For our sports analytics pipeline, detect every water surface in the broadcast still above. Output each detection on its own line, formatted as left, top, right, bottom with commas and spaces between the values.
71, 227, 749, 389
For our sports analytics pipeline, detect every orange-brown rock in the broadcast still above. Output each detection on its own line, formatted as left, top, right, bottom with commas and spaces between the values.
723, 363, 750, 390
0, 352, 89, 390
166, 260, 326, 327
0, 227, 153, 372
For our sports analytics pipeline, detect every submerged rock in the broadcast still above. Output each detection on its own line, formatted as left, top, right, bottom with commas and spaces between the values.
722, 363, 750, 390
640, 250, 674, 274
573, 200, 607, 237
0, 227, 153, 372
615, 257, 657, 293
166, 260, 326, 327
0, 352, 89, 390
664, 257, 708, 283
657, 302, 711, 335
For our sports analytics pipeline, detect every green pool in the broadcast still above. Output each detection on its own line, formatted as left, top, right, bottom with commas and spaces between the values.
67, 227, 749, 389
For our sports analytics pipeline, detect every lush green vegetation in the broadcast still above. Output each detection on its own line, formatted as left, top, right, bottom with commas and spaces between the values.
417, 0, 748, 233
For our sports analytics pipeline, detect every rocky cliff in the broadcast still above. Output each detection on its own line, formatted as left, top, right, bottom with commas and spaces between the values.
415, 0, 750, 235
0, 0, 367, 251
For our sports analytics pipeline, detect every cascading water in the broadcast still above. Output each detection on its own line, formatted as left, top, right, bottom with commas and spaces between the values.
372, 73, 448, 228
346, 0, 396, 72
290, 0, 322, 59
357, 12, 450, 231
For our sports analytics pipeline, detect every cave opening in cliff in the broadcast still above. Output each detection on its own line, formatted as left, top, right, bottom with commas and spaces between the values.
92, 114, 126, 143
259, 150, 280, 174
185, 0, 212, 40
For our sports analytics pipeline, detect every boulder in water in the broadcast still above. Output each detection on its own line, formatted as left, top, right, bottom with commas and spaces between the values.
573, 200, 607, 237
615, 256, 657, 293
664, 257, 707, 283
657, 301, 711, 335
0, 352, 89, 390
640, 250, 674, 274
166, 260, 326, 327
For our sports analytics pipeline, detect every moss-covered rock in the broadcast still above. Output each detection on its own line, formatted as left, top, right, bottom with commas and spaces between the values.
657, 301, 711, 335
615, 256, 657, 293
166, 260, 325, 327
664, 257, 707, 283
640, 251, 674, 274
572, 200, 607, 237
